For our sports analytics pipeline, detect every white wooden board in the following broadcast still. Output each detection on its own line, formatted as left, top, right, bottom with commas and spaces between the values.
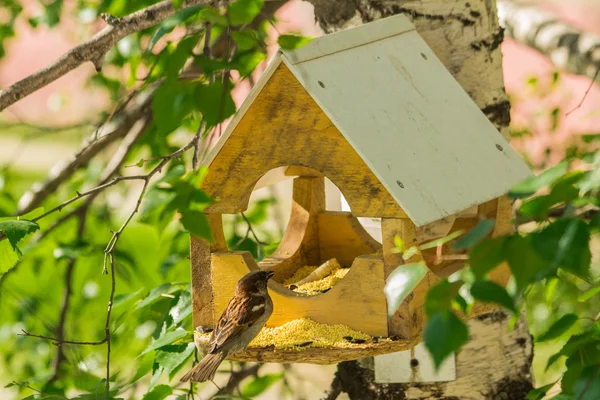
374, 343, 456, 383
281, 14, 531, 226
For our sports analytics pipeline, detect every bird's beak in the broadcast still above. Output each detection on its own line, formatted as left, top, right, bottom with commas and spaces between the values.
266, 271, 275, 279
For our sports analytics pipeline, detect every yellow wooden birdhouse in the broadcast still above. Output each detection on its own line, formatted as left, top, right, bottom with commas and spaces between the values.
190, 14, 532, 364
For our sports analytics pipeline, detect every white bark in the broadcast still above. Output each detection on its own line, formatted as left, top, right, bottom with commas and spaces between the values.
498, 0, 600, 82
307, 1, 534, 398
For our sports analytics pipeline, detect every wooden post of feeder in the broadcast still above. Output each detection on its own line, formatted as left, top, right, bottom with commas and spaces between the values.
190, 213, 227, 329
382, 218, 439, 340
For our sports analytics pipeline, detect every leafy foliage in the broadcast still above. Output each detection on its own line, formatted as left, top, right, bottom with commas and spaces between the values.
0, 1, 599, 399
0, 0, 292, 398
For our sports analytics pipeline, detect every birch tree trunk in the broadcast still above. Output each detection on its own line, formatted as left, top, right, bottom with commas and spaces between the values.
308, 1, 534, 399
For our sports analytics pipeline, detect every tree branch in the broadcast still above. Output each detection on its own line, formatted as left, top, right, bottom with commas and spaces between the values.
214, 363, 261, 397
0, 0, 234, 112
498, 0, 600, 83
321, 376, 342, 400
16, 89, 154, 215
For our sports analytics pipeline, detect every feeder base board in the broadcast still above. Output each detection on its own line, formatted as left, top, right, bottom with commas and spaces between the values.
196, 339, 411, 365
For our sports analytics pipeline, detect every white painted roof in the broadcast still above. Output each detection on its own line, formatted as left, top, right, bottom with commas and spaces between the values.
206, 14, 532, 226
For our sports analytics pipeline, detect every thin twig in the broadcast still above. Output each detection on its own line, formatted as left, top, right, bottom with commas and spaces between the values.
48, 209, 88, 383
240, 213, 266, 247
105, 252, 116, 397
566, 65, 600, 116
240, 213, 266, 258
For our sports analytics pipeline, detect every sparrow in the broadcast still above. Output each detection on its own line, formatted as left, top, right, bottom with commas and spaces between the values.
180, 269, 275, 382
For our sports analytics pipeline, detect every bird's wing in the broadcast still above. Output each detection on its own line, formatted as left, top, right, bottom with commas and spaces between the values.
208, 295, 267, 353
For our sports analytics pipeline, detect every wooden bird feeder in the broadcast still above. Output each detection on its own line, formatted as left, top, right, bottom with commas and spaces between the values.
190, 14, 532, 364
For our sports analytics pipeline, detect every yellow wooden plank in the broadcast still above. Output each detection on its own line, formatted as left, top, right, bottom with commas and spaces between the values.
258, 177, 324, 281
317, 211, 382, 266
190, 213, 227, 329
201, 63, 407, 219
211, 251, 389, 337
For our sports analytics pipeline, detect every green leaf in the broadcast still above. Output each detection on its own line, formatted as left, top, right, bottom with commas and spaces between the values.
136, 284, 174, 310
195, 81, 236, 127
468, 237, 508, 279
0, 240, 19, 276
537, 314, 578, 342
180, 209, 212, 241
509, 161, 569, 198
505, 235, 548, 291
166, 35, 200, 81
170, 290, 192, 325
424, 310, 468, 369
532, 219, 591, 280
384, 262, 428, 316
155, 342, 195, 379
140, 187, 177, 219
277, 34, 312, 50
142, 384, 173, 400
140, 328, 189, 356
453, 292, 470, 315
578, 168, 600, 194
0, 219, 39, 251
197, 8, 228, 25
545, 333, 600, 371
573, 366, 600, 400
581, 133, 600, 143
234, 50, 266, 77
228, 0, 263, 26
231, 30, 260, 51
241, 373, 282, 397
527, 383, 558, 400
131, 352, 155, 384
425, 279, 463, 317
173, 0, 184, 9
149, 5, 204, 50
579, 283, 600, 302
153, 81, 196, 136
470, 281, 516, 313
453, 219, 495, 250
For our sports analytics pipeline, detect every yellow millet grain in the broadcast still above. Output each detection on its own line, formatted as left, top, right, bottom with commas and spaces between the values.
283, 265, 318, 286
292, 268, 350, 295
249, 318, 371, 350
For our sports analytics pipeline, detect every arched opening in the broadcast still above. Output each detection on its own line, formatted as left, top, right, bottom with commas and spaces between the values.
221, 166, 382, 296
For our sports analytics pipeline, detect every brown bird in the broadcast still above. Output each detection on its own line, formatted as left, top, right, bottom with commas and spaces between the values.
180, 269, 275, 382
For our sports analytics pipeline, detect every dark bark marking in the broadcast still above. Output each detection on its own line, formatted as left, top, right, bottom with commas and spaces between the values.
490, 377, 533, 400
481, 100, 511, 127
470, 28, 505, 52
475, 310, 508, 322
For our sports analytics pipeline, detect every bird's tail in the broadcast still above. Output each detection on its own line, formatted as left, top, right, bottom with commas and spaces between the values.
180, 352, 226, 383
